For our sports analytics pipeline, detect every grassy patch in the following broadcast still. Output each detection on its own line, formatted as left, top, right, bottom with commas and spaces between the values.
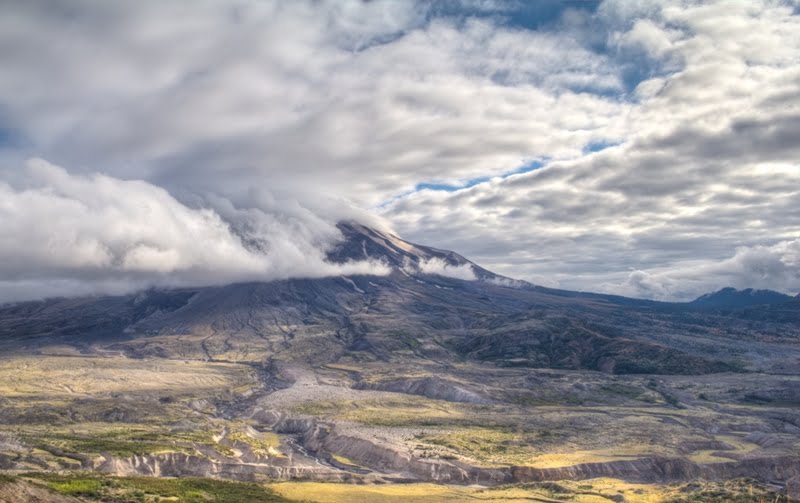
417, 427, 522, 465
665, 479, 788, 502
270, 481, 559, 503
416, 427, 660, 468
0, 355, 255, 398
687, 434, 759, 464
25, 473, 291, 502
40, 435, 177, 457
291, 396, 469, 427
21, 426, 186, 457
227, 426, 284, 457
331, 453, 365, 468
269, 479, 683, 503
12, 423, 225, 460
47, 478, 104, 497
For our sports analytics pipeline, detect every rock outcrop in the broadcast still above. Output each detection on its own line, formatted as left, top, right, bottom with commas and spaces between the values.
86, 408, 800, 487
96, 451, 357, 482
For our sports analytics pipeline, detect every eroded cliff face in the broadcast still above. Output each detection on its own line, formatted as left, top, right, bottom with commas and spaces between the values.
96, 451, 355, 482
93, 411, 800, 487
512, 456, 800, 484
316, 429, 800, 485
96, 449, 800, 488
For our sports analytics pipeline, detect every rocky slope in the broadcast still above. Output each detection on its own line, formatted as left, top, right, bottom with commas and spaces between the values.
690, 287, 795, 309
3, 222, 791, 375
1, 221, 799, 498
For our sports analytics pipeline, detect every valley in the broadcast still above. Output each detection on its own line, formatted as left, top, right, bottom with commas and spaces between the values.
1, 224, 799, 502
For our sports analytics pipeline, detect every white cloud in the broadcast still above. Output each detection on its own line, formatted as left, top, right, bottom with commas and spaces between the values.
0, 1, 798, 301
382, 0, 800, 300
615, 19, 676, 59
0, 159, 389, 302
414, 258, 477, 281
607, 240, 800, 301
0, 0, 629, 207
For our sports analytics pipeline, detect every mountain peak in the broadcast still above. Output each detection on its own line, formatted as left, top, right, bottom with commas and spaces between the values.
690, 287, 793, 308
328, 221, 519, 284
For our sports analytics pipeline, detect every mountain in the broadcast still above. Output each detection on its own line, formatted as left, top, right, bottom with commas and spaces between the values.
2, 222, 795, 375
327, 222, 515, 283
690, 287, 794, 309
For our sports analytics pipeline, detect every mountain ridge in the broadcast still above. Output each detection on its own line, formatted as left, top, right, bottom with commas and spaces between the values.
3, 222, 797, 375
1, 222, 800, 495
690, 287, 795, 309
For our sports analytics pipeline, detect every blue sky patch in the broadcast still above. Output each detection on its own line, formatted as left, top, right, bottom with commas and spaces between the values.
583, 140, 621, 154
428, 0, 601, 31
0, 127, 27, 149
413, 159, 547, 193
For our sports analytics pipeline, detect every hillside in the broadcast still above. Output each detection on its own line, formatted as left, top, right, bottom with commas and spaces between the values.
0, 223, 799, 500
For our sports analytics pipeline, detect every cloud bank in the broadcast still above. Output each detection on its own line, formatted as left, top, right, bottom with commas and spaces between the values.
1, 0, 798, 301
612, 240, 800, 301
0, 159, 388, 302
413, 258, 477, 281
380, 0, 800, 300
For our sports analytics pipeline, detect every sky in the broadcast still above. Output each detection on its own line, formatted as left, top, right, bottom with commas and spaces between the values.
0, 0, 799, 302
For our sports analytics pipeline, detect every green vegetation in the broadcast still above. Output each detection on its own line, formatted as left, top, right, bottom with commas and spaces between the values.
686, 434, 759, 464
269, 478, 790, 503
227, 426, 284, 457
291, 396, 470, 427
33, 435, 176, 457
331, 453, 364, 468
665, 479, 789, 502
20, 426, 195, 457
25, 473, 292, 502
270, 480, 596, 503
417, 427, 522, 465
47, 477, 104, 497
415, 425, 676, 468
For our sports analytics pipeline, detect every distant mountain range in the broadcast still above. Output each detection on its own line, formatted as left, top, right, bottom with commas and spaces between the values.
690, 287, 795, 309
0, 222, 798, 375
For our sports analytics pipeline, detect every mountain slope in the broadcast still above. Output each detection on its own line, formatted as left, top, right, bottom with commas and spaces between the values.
328, 222, 513, 282
690, 287, 794, 309
3, 222, 795, 375
2, 222, 800, 492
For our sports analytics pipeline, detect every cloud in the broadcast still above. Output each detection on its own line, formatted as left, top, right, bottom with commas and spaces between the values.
608, 240, 800, 301
381, 0, 800, 299
414, 258, 477, 281
0, 1, 798, 301
0, 159, 389, 302
614, 19, 676, 59
0, 0, 628, 207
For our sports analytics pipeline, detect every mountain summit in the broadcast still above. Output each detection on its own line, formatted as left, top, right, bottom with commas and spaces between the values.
690, 287, 793, 309
327, 221, 515, 283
